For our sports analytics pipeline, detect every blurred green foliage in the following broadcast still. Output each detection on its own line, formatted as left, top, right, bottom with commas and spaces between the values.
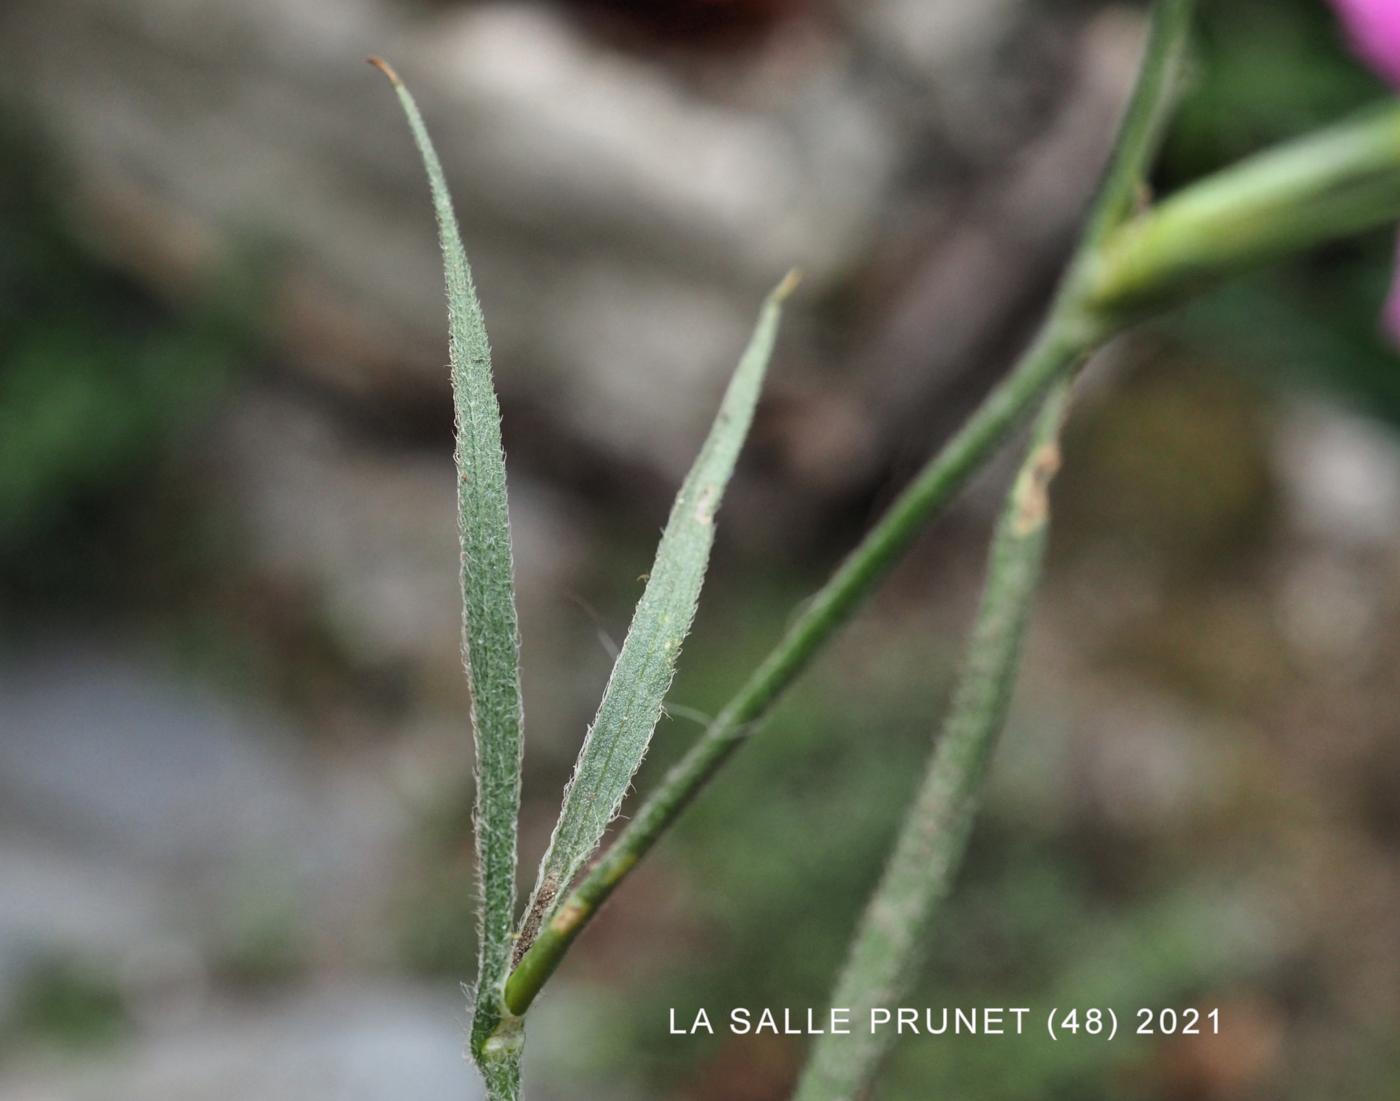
1, 957, 129, 1055
0, 117, 244, 605
210, 866, 313, 989
1165, 0, 1383, 169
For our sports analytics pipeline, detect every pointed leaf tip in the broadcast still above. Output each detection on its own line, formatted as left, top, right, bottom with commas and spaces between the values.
774, 268, 803, 303
366, 55, 402, 86
522, 280, 790, 934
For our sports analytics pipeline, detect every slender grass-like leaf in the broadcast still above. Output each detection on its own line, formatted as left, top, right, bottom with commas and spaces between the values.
791, 382, 1071, 1101
369, 58, 525, 1076
521, 272, 797, 939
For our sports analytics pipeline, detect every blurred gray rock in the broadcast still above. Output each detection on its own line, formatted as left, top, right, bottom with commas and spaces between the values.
1271, 399, 1400, 664
0, 834, 182, 1007
1274, 400, 1400, 549
0, 647, 319, 870
0, 0, 877, 478
0, 0, 1136, 487
0, 644, 410, 1009
214, 383, 589, 701
0, 983, 481, 1101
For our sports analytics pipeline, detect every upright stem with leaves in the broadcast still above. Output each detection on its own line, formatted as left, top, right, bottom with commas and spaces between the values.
374, 55, 795, 1097
505, 2, 1400, 1019
367, 2, 1400, 1093
504, 0, 1196, 1015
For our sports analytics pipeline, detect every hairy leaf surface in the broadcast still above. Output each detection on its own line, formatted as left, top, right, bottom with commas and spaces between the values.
373, 58, 525, 1057
525, 273, 797, 930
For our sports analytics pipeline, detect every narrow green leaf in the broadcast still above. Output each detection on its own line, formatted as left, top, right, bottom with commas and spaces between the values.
793, 382, 1071, 1101
521, 272, 797, 938
370, 58, 525, 1067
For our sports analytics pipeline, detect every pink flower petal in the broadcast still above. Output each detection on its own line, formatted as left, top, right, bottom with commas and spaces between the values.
1331, 0, 1400, 88
1331, 2, 1400, 348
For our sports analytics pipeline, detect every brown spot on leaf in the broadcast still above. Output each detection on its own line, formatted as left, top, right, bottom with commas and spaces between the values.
550, 898, 592, 937
693, 485, 718, 525
1012, 441, 1062, 536
512, 878, 558, 967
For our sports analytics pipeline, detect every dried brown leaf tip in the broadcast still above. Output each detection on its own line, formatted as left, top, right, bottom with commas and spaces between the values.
366, 55, 402, 86
774, 268, 803, 302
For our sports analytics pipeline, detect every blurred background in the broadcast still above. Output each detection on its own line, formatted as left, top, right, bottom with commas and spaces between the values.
3, 0, 1400, 1097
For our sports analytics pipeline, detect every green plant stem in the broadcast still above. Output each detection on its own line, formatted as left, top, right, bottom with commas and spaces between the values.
478, 1018, 523, 1101
1087, 102, 1400, 316
791, 382, 1070, 1101
504, 0, 1196, 1017
1074, 0, 1198, 257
